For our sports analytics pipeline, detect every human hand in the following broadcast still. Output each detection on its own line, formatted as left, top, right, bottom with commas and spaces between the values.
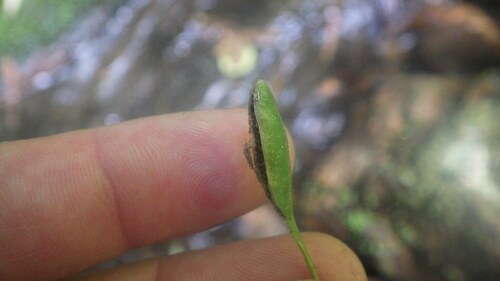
0, 109, 366, 281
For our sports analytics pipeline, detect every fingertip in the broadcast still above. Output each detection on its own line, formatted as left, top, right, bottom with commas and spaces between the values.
0, 109, 268, 281
285, 127, 296, 167
302, 232, 367, 281
65, 259, 159, 281
64, 232, 367, 281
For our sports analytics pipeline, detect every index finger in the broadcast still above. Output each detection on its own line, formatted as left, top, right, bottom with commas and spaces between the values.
0, 109, 265, 281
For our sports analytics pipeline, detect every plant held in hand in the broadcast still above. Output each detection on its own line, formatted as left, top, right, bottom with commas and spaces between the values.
244, 80, 320, 280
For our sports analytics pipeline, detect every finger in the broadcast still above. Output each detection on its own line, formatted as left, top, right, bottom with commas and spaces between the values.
70, 233, 367, 281
0, 109, 266, 281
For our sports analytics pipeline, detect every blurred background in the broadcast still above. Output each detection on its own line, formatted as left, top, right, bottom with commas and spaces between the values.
1, 0, 499, 280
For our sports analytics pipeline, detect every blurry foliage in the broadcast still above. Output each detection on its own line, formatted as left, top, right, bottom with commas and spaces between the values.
0, 0, 123, 58
344, 209, 375, 234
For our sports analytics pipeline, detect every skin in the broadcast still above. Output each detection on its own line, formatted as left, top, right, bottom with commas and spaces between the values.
0, 109, 367, 281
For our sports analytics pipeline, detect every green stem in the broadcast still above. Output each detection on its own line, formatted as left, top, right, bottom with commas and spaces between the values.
286, 216, 320, 280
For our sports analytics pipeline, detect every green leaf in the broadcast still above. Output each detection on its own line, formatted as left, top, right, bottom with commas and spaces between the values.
244, 80, 320, 280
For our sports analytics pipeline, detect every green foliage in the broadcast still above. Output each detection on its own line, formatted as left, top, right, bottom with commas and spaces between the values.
0, 0, 122, 58
344, 209, 375, 234
245, 80, 320, 280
